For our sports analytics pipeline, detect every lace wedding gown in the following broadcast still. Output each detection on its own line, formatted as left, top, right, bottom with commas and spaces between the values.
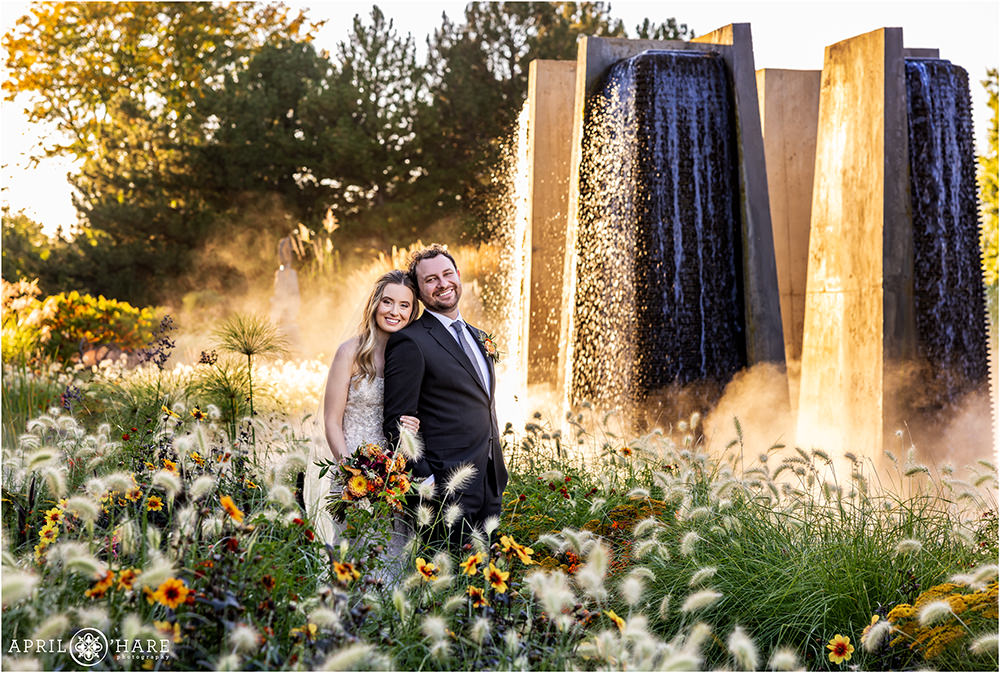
340, 375, 411, 581
341, 375, 387, 453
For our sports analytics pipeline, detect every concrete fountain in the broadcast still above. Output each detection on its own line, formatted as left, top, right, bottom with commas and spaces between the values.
512, 25, 993, 458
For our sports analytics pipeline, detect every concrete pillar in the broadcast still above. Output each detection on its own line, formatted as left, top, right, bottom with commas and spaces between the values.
797, 28, 914, 457
756, 69, 821, 406
525, 60, 576, 386
558, 25, 785, 407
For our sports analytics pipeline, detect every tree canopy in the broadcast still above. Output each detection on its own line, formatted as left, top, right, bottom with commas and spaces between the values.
3, 1, 691, 304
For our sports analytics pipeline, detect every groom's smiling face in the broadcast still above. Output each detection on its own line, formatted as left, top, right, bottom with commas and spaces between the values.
415, 254, 462, 316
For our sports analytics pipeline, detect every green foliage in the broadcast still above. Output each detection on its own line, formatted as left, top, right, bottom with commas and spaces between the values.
2, 2, 321, 305
1, 210, 55, 283
188, 355, 251, 442
2, 349, 998, 670
1, 278, 158, 363
3, 2, 694, 302
418, 1, 694, 237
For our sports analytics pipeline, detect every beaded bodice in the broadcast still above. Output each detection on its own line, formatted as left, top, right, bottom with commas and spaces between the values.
342, 375, 386, 452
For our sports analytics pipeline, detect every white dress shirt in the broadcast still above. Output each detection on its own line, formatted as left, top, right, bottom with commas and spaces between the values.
424, 309, 491, 390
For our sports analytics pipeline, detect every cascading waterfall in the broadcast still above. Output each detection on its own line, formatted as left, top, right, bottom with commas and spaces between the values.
904, 58, 989, 407
571, 50, 746, 406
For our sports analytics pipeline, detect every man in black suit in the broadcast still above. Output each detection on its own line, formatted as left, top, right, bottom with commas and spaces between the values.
382, 244, 508, 544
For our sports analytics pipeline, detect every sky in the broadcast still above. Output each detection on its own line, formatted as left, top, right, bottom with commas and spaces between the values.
1, 0, 997, 236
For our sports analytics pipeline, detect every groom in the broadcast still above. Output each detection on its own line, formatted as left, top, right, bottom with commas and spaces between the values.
383, 244, 508, 543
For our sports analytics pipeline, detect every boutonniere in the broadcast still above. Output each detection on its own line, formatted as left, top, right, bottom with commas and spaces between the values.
476, 331, 502, 364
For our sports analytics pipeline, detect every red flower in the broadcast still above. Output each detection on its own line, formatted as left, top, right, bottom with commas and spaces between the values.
304, 529, 315, 541
518, 493, 526, 502
122, 433, 130, 441
225, 537, 239, 552
292, 518, 305, 526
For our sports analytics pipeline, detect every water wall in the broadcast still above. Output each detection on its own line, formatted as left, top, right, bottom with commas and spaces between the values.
572, 50, 747, 405
904, 58, 989, 407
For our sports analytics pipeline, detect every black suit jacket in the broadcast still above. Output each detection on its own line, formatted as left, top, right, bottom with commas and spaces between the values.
383, 311, 508, 499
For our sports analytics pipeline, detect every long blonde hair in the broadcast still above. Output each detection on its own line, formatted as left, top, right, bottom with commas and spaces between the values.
353, 270, 418, 380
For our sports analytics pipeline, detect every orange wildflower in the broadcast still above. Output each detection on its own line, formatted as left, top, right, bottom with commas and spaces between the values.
484, 562, 509, 593
117, 568, 140, 591
468, 585, 489, 608
460, 552, 484, 576
85, 570, 115, 599
153, 578, 189, 609
416, 557, 438, 582
333, 561, 360, 583
220, 495, 244, 523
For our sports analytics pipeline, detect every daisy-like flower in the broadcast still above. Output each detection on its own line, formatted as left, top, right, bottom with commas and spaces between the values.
116, 568, 140, 591
43, 507, 63, 526
85, 570, 115, 599
161, 405, 180, 419
604, 609, 625, 632
126, 487, 142, 502
468, 585, 489, 608
388, 473, 410, 495
416, 557, 438, 582
334, 561, 360, 583
163, 459, 179, 476
499, 534, 536, 565
261, 574, 276, 591
620, 446, 633, 457
147, 495, 164, 512
190, 407, 206, 421
460, 552, 484, 576
220, 495, 244, 523
153, 577, 190, 609
38, 523, 59, 544
827, 634, 854, 664
346, 475, 369, 499
484, 562, 509, 594
190, 451, 206, 467
245, 479, 259, 489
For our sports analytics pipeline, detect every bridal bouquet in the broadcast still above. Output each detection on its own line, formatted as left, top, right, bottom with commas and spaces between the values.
318, 443, 412, 515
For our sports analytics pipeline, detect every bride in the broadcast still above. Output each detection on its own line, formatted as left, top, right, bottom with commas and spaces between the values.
320, 269, 421, 575
323, 270, 420, 458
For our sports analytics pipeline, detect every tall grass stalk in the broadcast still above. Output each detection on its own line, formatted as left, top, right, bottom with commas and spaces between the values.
213, 313, 288, 449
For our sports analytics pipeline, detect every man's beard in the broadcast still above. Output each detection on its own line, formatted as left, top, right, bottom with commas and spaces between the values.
422, 283, 461, 313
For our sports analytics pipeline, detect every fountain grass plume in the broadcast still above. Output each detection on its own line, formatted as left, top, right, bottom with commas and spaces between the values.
444, 463, 477, 498
727, 625, 759, 671
321, 643, 377, 671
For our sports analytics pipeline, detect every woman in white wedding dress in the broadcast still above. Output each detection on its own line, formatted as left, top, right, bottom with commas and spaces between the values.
320, 270, 420, 578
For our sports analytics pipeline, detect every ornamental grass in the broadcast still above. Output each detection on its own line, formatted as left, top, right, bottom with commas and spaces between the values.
1, 334, 998, 670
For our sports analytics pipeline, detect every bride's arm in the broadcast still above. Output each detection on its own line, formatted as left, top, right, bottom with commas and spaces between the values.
323, 339, 355, 460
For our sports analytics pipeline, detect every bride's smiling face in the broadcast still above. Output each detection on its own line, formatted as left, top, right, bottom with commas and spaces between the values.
375, 283, 415, 334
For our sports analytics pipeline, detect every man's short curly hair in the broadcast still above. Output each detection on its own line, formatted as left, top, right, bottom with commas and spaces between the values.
407, 244, 458, 286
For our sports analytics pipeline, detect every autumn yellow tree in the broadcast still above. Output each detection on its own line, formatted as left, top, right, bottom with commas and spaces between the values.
979, 68, 999, 323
